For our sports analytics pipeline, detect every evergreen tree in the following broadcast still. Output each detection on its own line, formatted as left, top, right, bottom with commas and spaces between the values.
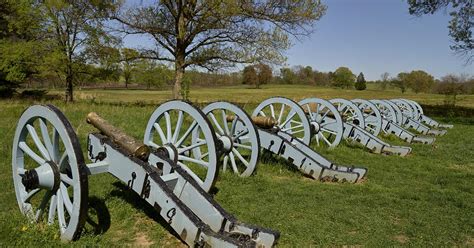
355, 72, 367, 90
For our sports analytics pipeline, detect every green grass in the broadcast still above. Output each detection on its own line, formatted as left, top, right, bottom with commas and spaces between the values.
1, 87, 473, 246
52, 84, 474, 108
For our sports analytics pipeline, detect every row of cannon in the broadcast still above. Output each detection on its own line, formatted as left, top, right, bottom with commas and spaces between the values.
11, 97, 451, 246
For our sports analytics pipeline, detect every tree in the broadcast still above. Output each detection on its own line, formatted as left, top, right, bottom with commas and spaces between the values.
121, 48, 139, 88
436, 74, 470, 105
406, 70, 435, 93
380, 72, 390, 90
408, 0, 473, 63
355, 72, 366, 90
332, 67, 355, 88
134, 60, 172, 89
392, 72, 409, 93
0, 0, 43, 97
280, 67, 297, 84
114, 1, 327, 99
39, 0, 117, 102
242, 65, 258, 87
255, 63, 272, 88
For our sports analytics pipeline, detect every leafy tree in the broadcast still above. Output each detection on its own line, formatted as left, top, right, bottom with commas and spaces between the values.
408, 0, 473, 63
113, 0, 327, 99
280, 67, 297, 84
134, 60, 172, 90
38, 0, 117, 101
332, 67, 355, 88
242, 65, 258, 86
0, 0, 43, 97
121, 48, 139, 88
255, 63, 272, 89
406, 70, 435, 93
355, 72, 366, 90
380, 72, 390, 90
392, 72, 409, 93
436, 74, 471, 105
313, 71, 332, 86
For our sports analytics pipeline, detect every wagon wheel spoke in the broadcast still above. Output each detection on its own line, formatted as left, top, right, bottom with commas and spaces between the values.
19, 142, 46, 165
277, 104, 285, 124
232, 148, 249, 168
26, 124, 51, 161
208, 113, 225, 135
229, 152, 238, 174
176, 120, 198, 148
177, 161, 205, 185
172, 111, 184, 143
178, 140, 207, 154
164, 112, 172, 143
153, 123, 167, 144
48, 194, 57, 224
23, 188, 41, 203
221, 109, 230, 135
222, 155, 229, 172
233, 143, 252, 150
178, 155, 209, 168
39, 119, 55, 159
35, 191, 53, 222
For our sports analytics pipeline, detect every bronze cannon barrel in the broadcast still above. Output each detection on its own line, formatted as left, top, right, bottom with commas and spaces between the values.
86, 112, 150, 160
226, 115, 278, 129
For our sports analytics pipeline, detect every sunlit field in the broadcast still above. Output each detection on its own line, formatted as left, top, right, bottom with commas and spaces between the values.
1, 86, 473, 246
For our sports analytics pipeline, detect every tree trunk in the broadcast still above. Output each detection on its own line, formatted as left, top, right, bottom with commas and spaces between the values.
173, 55, 185, 99
65, 73, 74, 102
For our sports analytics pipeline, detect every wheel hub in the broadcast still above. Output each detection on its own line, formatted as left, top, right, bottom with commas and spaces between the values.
219, 135, 234, 154
21, 161, 60, 192
311, 121, 320, 134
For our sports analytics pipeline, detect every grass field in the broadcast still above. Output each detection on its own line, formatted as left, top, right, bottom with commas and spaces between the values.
52, 84, 474, 107
1, 85, 473, 247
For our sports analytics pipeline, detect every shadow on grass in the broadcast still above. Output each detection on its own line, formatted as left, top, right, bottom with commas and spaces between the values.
82, 196, 111, 236
109, 181, 185, 244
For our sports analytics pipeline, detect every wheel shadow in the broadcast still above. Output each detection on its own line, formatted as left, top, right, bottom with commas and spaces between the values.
108, 181, 185, 244
82, 196, 111, 235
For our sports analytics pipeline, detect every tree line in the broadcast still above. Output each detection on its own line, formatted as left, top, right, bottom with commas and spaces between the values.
1, 0, 472, 101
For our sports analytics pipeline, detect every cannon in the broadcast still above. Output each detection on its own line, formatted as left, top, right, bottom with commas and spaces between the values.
351, 99, 436, 145
329, 98, 412, 157
385, 99, 444, 136
142, 98, 367, 186
12, 104, 279, 246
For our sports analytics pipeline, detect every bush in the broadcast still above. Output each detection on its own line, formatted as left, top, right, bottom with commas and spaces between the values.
19, 89, 48, 100
0, 86, 16, 98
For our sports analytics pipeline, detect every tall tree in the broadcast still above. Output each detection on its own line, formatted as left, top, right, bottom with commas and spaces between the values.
380, 72, 390, 90
114, 0, 327, 99
242, 65, 258, 86
121, 48, 139, 88
0, 0, 43, 97
39, 0, 117, 102
355, 72, 366, 90
408, 0, 473, 63
406, 70, 435, 93
255, 63, 272, 88
332, 67, 355, 89
393, 72, 409, 93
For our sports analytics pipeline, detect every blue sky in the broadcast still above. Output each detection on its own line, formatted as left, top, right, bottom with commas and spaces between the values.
123, 0, 473, 80
284, 0, 473, 80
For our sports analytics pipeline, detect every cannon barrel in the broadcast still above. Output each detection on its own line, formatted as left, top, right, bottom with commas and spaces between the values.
86, 112, 150, 160
226, 115, 278, 129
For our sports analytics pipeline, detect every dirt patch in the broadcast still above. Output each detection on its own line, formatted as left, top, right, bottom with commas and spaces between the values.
465, 237, 474, 246
393, 234, 409, 244
134, 231, 154, 247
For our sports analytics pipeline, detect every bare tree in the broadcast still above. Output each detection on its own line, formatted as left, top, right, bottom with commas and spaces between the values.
113, 0, 327, 99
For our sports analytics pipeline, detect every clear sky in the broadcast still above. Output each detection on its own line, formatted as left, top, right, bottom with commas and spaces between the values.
284, 0, 473, 80
123, 0, 473, 80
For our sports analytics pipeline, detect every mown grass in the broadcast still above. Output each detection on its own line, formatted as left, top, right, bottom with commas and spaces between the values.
0, 89, 473, 246
50, 84, 474, 108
